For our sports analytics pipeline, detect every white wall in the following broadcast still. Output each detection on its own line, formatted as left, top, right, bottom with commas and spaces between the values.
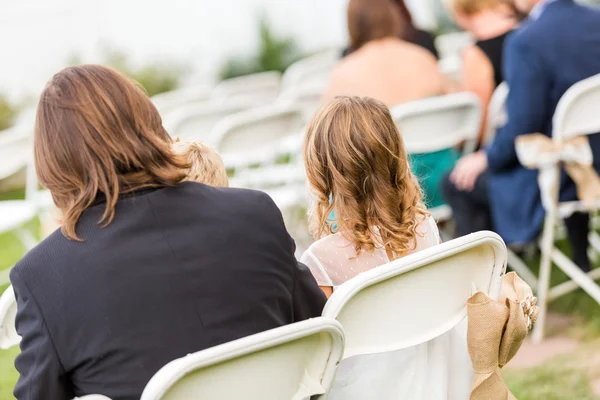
0, 0, 349, 102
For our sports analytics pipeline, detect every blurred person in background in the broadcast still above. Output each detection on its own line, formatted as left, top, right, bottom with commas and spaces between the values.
324, 0, 454, 208
342, 0, 439, 59
11, 65, 325, 400
443, 0, 600, 272
450, 0, 518, 143
301, 96, 470, 400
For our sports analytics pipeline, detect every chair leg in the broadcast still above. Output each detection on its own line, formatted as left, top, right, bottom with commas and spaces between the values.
532, 212, 556, 344
506, 248, 539, 289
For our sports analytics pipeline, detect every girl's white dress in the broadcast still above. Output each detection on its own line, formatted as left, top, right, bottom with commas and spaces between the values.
300, 216, 472, 400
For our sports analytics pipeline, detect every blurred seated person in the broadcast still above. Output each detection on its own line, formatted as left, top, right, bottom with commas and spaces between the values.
450, 0, 518, 143
443, 0, 600, 272
11, 65, 325, 400
325, 0, 453, 208
342, 0, 439, 59
301, 96, 470, 399
172, 139, 229, 187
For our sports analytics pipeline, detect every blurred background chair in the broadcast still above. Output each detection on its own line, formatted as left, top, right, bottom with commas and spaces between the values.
211, 71, 282, 106
391, 92, 482, 222
140, 318, 345, 400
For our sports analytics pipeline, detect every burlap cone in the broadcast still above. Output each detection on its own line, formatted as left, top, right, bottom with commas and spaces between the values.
467, 272, 538, 400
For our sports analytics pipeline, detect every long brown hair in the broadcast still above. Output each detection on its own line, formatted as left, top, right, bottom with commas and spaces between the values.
35, 65, 188, 240
348, 0, 404, 50
304, 96, 428, 256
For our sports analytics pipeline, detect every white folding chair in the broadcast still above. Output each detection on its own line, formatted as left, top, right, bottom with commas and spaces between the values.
151, 84, 212, 114
434, 32, 474, 61
211, 71, 282, 106
482, 82, 509, 146
0, 129, 38, 252
277, 83, 324, 123
210, 104, 304, 171
162, 101, 249, 143
141, 318, 345, 400
0, 285, 19, 350
281, 50, 338, 92
390, 92, 482, 222
527, 73, 600, 342
323, 231, 506, 399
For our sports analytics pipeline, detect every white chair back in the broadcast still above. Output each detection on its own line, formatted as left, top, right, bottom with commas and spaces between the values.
277, 83, 324, 122
0, 128, 32, 183
483, 82, 509, 146
434, 32, 474, 60
212, 71, 282, 106
151, 85, 212, 114
282, 50, 338, 91
553, 73, 600, 141
210, 105, 304, 169
162, 101, 249, 143
391, 92, 482, 154
323, 231, 506, 359
141, 318, 345, 400
0, 286, 20, 350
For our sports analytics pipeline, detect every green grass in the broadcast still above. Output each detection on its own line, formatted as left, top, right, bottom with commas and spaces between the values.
505, 341, 600, 400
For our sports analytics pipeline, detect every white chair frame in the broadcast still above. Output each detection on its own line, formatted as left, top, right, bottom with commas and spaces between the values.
323, 231, 506, 359
141, 318, 345, 400
531, 73, 600, 342
0, 285, 19, 349
211, 71, 282, 107
390, 93, 482, 223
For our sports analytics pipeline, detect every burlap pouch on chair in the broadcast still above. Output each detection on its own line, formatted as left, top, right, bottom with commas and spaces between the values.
467, 272, 538, 400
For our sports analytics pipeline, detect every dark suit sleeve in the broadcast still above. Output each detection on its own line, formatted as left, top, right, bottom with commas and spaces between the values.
256, 191, 326, 320
10, 268, 72, 400
292, 261, 327, 321
486, 35, 551, 172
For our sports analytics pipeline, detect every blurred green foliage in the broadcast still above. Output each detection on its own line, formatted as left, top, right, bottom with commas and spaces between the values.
219, 16, 301, 80
69, 46, 186, 97
0, 94, 18, 131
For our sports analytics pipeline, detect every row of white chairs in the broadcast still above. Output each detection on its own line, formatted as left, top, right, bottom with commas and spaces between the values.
2, 231, 506, 400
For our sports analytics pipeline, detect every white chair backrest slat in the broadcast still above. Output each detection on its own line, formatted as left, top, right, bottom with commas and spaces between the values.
483, 82, 509, 146
163, 101, 249, 144
282, 50, 338, 91
323, 231, 506, 359
0, 286, 20, 350
211, 105, 304, 167
212, 71, 282, 106
391, 93, 482, 154
553, 73, 600, 141
141, 318, 345, 400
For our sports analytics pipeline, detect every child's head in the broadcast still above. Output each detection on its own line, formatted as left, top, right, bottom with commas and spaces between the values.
304, 96, 428, 254
172, 139, 229, 187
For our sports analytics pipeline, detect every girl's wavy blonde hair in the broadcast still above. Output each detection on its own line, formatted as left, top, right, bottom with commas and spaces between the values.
304, 96, 429, 256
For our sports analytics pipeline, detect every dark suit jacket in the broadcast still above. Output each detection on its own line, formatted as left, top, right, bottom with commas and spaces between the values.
10, 182, 326, 400
486, 0, 600, 244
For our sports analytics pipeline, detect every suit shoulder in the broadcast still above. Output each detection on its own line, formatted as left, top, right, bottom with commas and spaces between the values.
10, 229, 70, 285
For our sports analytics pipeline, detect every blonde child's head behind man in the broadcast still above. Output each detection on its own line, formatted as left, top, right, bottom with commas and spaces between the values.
172, 139, 229, 188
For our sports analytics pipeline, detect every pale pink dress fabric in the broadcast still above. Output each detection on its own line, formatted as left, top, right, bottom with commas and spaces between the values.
300, 216, 441, 289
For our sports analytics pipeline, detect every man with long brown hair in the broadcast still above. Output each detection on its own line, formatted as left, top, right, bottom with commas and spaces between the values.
11, 65, 325, 399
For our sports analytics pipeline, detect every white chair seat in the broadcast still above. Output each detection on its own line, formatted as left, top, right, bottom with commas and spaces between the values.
0, 200, 37, 233
232, 164, 306, 189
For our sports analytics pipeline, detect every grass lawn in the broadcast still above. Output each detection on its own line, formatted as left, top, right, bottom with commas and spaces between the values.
0, 195, 599, 398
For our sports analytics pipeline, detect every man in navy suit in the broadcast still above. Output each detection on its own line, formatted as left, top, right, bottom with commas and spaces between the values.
443, 0, 600, 271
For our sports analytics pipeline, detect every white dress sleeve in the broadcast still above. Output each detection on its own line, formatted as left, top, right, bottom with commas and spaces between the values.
300, 249, 335, 287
